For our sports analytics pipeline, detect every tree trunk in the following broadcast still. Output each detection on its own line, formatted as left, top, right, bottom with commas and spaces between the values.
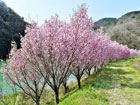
55, 88, 59, 104
36, 101, 40, 105
100, 64, 104, 70
94, 66, 97, 73
87, 69, 91, 77
63, 81, 69, 93
77, 77, 81, 89
35, 96, 40, 105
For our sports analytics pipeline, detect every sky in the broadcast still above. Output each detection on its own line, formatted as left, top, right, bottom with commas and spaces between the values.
3, 0, 140, 25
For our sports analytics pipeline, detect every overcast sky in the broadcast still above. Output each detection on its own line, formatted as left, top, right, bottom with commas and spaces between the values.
3, 0, 140, 25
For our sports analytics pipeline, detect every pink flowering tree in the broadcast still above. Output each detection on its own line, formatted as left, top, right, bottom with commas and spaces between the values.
3, 40, 47, 105
84, 29, 112, 75
5, 18, 73, 104
84, 34, 103, 76
92, 30, 112, 73
137, 50, 140, 57
39, 16, 76, 104
129, 49, 137, 58
69, 6, 94, 89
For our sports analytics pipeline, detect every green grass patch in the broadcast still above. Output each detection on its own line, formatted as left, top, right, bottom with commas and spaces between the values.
59, 58, 140, 105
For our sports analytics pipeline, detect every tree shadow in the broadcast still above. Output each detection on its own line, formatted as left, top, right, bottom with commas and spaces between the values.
106, 63, 129, 68
121, 82, 140, 89
131, 61, 140, 72
91, 67, 140, 90
104, 67, 134, 75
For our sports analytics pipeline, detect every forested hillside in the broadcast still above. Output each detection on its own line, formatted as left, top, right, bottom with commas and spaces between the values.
94, 11, 140, 50
0, 0, 27, 59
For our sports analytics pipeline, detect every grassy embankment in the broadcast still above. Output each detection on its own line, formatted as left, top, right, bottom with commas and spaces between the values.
1, 58, 140, 105
59, 58, 140, 105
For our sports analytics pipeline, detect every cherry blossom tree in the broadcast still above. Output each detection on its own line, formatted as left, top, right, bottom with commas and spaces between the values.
129, 49, 137, 58
39, 16, 76, 104
84, 29, 112, 75
137, 50, 140, 57
69, 6, 94, 89
2, 40, 47, 105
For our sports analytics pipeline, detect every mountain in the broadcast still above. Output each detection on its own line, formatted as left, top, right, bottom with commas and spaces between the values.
94, 11, 140, 50
94, 18, 117, 30
0, 1, 27, 59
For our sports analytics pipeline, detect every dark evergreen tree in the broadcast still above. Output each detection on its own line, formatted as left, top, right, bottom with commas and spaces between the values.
0, 1, 27, 59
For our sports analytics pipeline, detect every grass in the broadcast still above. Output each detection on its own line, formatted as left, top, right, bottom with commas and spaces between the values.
1, 58, 140, 105
59, 58, 140, 105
